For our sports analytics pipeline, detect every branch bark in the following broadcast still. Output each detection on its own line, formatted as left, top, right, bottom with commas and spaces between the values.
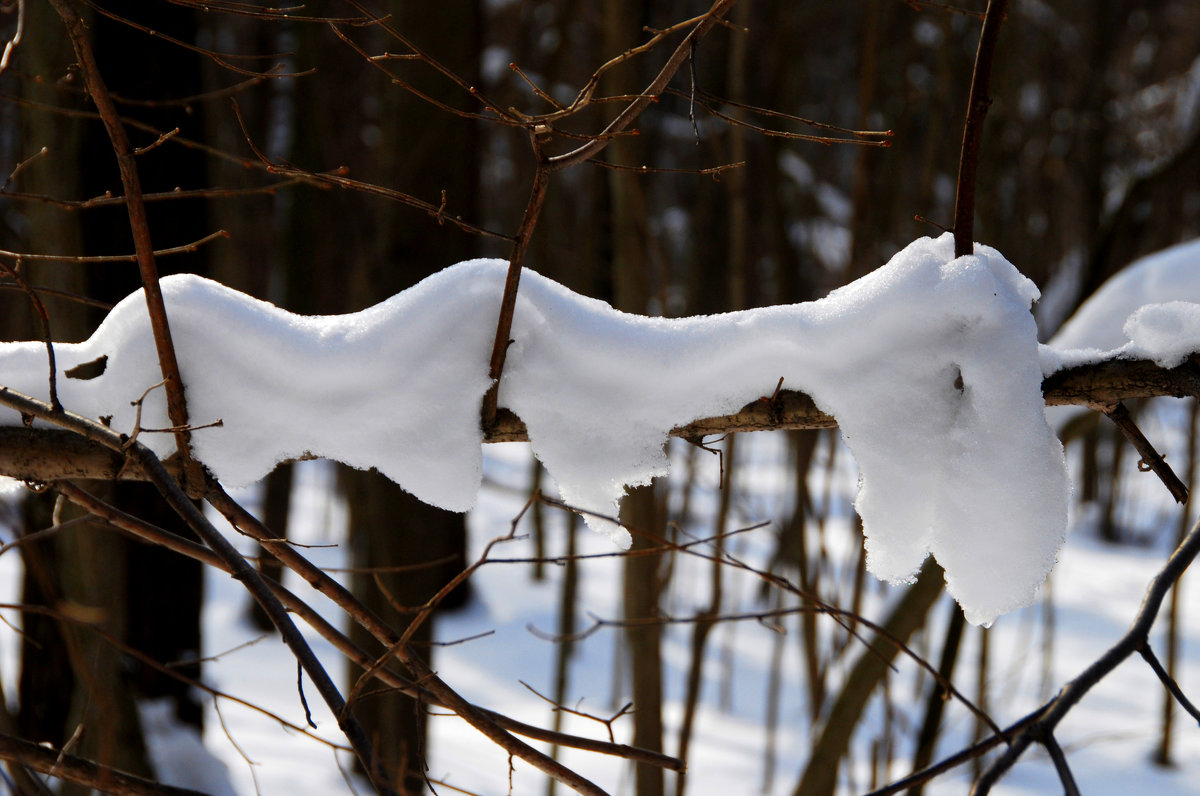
5, 356, 1199, 484
0, 730, 208, 796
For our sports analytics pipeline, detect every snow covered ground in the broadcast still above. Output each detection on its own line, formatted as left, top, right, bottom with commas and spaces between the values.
38, 433, 1182, 796
1, 412, 1198, 796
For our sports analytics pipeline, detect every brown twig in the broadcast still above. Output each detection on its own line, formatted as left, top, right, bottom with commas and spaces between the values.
0, 0, 23, 74
591, 159, 746, 178
2, 144, 46, 191
520, 681, 633, 745
228, 98, 512, 242
951, 0, 1009, 258
481, 0, 740, 429
0, 730, 209, 796
480, 157, 551, 428
0, 260, 61, 411
548, 0, 738, 172
1101, 402, 1189, 503
1, 179, 307, 211
133, 126, 180, 155
80, 0, 310, 79
339, 0, 508, 119
681, 91, 892, 146
0, 230, 230, 263
49, 0, 200, 489
0, 281, 114, 309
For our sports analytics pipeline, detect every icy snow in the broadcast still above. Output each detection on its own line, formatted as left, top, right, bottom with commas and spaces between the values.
0, 233, 1068, 624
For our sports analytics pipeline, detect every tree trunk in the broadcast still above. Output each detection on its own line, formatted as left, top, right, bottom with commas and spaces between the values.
270, 6, 481, 790
12, 1, 207, 780
792, 560, 945, 796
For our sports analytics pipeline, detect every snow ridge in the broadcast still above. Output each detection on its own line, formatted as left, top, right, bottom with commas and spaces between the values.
0, 234, 1068, 624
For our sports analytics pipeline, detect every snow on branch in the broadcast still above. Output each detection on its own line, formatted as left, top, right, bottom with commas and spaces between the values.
1, 231, 1170, 626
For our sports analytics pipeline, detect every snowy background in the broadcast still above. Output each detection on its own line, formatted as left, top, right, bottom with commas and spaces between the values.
4, 431, 1188, 795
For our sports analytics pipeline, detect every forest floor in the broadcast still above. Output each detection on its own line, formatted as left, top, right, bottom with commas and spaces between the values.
3, 423, 1199, 795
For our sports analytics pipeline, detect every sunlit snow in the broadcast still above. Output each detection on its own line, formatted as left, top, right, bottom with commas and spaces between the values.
0, 233, 1068, 624
1043, 237, 1200, 369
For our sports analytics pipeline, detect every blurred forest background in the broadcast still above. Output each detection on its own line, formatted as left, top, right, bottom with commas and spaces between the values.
1, 0, 1200, 794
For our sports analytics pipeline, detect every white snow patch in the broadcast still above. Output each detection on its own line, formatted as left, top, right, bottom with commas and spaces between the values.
0, 234, 1069, 624
1043, 237, 1200, 372
139, 699, 238, 796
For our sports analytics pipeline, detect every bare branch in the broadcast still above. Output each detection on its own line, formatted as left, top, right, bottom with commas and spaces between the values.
0, 385, 397, 795
548, 0, 739, 172
0, 0, 23, 74
0, 730, 209, 796
48, 0, 199, 488
0, 229, 231, 264
952, 0, 1009, 258
1102, 402, 1189, 503
6, 356, 1200, 483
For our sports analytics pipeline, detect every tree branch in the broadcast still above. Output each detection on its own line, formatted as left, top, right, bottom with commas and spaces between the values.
951, 0, 1009, 258
0, 730, 209, 796
51, 480, 681, 774
969, 511, 1200, 794
0, 386, 397, 796
5, 356, 1198, 483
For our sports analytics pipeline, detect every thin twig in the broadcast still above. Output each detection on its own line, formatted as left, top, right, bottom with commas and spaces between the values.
2, 144, 46, 191
0, 729, 208, 796
548, 0, 739, 172
80, 0, 310, 78
1140, 643, 1200, 725
0, 229, 231, 263
951, 0, 1009, 258
0, 259, 60, 411
0, 0, 23, 73
1102, 402, 1189, 503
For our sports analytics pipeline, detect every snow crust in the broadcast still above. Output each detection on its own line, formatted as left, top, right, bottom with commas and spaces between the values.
0, 233, 1068, 624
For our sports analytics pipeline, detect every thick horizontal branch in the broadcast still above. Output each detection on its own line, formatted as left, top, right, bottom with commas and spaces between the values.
0, 729, 208, 796
1041, 355, 1200, 408
4, 357, 1200, 483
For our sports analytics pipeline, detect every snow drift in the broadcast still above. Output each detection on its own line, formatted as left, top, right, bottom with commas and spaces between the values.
0, 234, 1068, 624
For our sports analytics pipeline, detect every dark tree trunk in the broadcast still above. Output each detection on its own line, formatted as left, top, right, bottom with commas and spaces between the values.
12, 1, 208, 781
